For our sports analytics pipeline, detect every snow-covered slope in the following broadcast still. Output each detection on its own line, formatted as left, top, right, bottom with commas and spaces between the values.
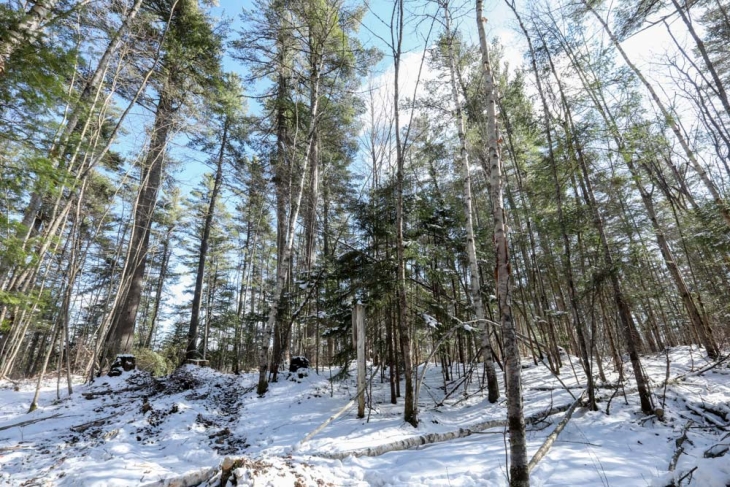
1, 347, 728, 486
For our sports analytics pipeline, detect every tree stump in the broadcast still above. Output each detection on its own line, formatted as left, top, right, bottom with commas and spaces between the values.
289, 356, 309, 373
109, 355, 136, 376
186, 359, 209, 367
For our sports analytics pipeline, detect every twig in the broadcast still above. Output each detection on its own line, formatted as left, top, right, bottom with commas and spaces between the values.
668, 420, 693, 472
677, 466, 698, 486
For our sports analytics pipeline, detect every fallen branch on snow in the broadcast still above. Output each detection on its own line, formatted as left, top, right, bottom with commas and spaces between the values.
139, 466, 217, 487
669, 420, 693, 472
297, 365, 381, 447
0, 413, 64, 432
70, 412, 122, 433
311, 400, 578, 459
528, 390, 585, 472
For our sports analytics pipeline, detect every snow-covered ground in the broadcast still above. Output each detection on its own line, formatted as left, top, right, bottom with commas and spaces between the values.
1, 346, 729, 486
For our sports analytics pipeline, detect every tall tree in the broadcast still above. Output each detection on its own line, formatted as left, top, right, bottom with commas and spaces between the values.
476, 1, 528, 485
186, 76, 246, 360
106, 0, 222, 358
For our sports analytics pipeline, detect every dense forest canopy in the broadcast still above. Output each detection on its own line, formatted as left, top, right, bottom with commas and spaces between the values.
1, 0, 729, 484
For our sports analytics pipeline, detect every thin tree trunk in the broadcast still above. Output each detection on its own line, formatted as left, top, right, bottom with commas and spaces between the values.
257, 66, 323, 395
187, 121, 228, 359
584, 1, 730, 228
443, 1, 499, 403
508, 0, 596, 411
476, 3, 528, 485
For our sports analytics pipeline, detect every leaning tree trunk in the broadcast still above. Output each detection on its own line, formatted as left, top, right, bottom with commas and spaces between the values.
0, 0, 59, 76
584, 0, 730, 229
476, 2, 528, 485
443, 2, 499, 404
552, 19, 721, 361
107, 83, 175, 358
669, 0, 730, 120
187, 121, 228, 360
631, 158, 719, 358
545, 18, 655, 412
508, 1, 596, 411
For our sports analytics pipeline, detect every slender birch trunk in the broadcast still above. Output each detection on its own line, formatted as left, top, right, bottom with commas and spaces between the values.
443, 1, 499, 403
476, 2, 528, 484
0, 0, 60, 76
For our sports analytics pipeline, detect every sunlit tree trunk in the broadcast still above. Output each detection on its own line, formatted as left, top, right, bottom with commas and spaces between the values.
476, 2, 528, 484
443, 1, 499, 404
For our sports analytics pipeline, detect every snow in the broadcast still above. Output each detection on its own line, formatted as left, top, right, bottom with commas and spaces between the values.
1, 347, 729, 486
423, 314, 439, 328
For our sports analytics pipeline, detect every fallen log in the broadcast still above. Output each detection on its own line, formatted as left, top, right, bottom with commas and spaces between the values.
82, 385, 145, 400
140, 466, 217, 487
528, 391, 585, 472
70, 412, 121, 433
313, 400, 577, 459
0, 413, 63, 432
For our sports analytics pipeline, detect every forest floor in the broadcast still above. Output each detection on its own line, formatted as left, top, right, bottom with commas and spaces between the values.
1, 346, 729, 486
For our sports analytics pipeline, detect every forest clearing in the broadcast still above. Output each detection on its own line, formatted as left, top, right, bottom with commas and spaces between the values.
1, 346, 729, 486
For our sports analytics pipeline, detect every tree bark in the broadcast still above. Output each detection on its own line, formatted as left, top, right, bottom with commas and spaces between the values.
476, 3, 528, 485
392, 0, 417, 427
107, 83, 174, 357
187, 121, 228, 359
0, 0, 60, 76
444, 2, 499, 403
508, 1, 596, 411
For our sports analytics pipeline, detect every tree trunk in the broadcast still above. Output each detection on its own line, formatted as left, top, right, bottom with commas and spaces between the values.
393, 0, 417, 427
0, 0, 60, 76
443, 2, 499, 404
509, 2, 596, 411
144, 225, 173, 349
584, 1, 730, 229
257, 65, 322, 395
476, 3, 528, 485
187, 121, 228, 359
107, 83, 174, 358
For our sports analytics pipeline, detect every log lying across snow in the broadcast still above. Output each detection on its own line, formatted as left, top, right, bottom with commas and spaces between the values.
0, 413, 63, 432
528, 391, 585, 472
313, 400, 578, 459
310, 354, 729, 461
140, 466, 217, 487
